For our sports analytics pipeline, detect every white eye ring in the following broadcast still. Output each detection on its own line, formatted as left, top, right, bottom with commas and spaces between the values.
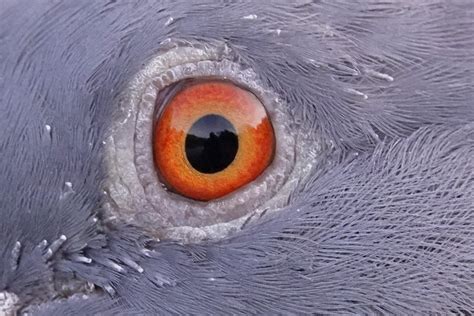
102, 40, 319, 243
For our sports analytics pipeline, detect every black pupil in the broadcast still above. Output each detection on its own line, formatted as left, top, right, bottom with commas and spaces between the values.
185, 114, 238, 174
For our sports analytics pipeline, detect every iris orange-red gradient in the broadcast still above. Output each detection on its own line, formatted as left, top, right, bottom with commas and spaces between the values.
154, 81, 275, 201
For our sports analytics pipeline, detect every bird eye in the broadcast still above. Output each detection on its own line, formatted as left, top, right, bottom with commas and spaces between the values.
103, 40, 317, 242
154, 80, 275, 201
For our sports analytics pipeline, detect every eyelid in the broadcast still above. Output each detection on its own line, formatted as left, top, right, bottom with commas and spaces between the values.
102, 41, 318, 243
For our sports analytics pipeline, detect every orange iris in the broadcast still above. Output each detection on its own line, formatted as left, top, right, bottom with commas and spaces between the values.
153, 80, 275, 201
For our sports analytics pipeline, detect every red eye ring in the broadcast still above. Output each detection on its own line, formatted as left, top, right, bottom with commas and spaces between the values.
153, 80, 275, 201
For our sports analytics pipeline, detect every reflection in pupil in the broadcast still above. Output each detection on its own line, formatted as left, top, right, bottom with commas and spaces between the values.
185, 114, 238, 174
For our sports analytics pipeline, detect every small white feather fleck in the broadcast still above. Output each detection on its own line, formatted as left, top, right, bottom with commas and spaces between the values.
165, 16, 174, 26
242, 14, 257, 20
0, 292, 19, 316
366, 69, 394, 82
346, 88, 368, 100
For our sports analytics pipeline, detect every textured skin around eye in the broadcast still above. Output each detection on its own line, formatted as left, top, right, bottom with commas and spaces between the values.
154, 80, 275, 201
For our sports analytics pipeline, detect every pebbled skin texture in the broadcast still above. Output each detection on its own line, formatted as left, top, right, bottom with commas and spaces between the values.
0, 1, 473, 314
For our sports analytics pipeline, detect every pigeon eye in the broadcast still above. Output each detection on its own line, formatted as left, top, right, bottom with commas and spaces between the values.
154, 80, 275, 201
103, 41, 315, 242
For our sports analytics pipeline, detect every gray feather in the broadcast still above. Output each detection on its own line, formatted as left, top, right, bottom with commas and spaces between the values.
0, 0, 473, 314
